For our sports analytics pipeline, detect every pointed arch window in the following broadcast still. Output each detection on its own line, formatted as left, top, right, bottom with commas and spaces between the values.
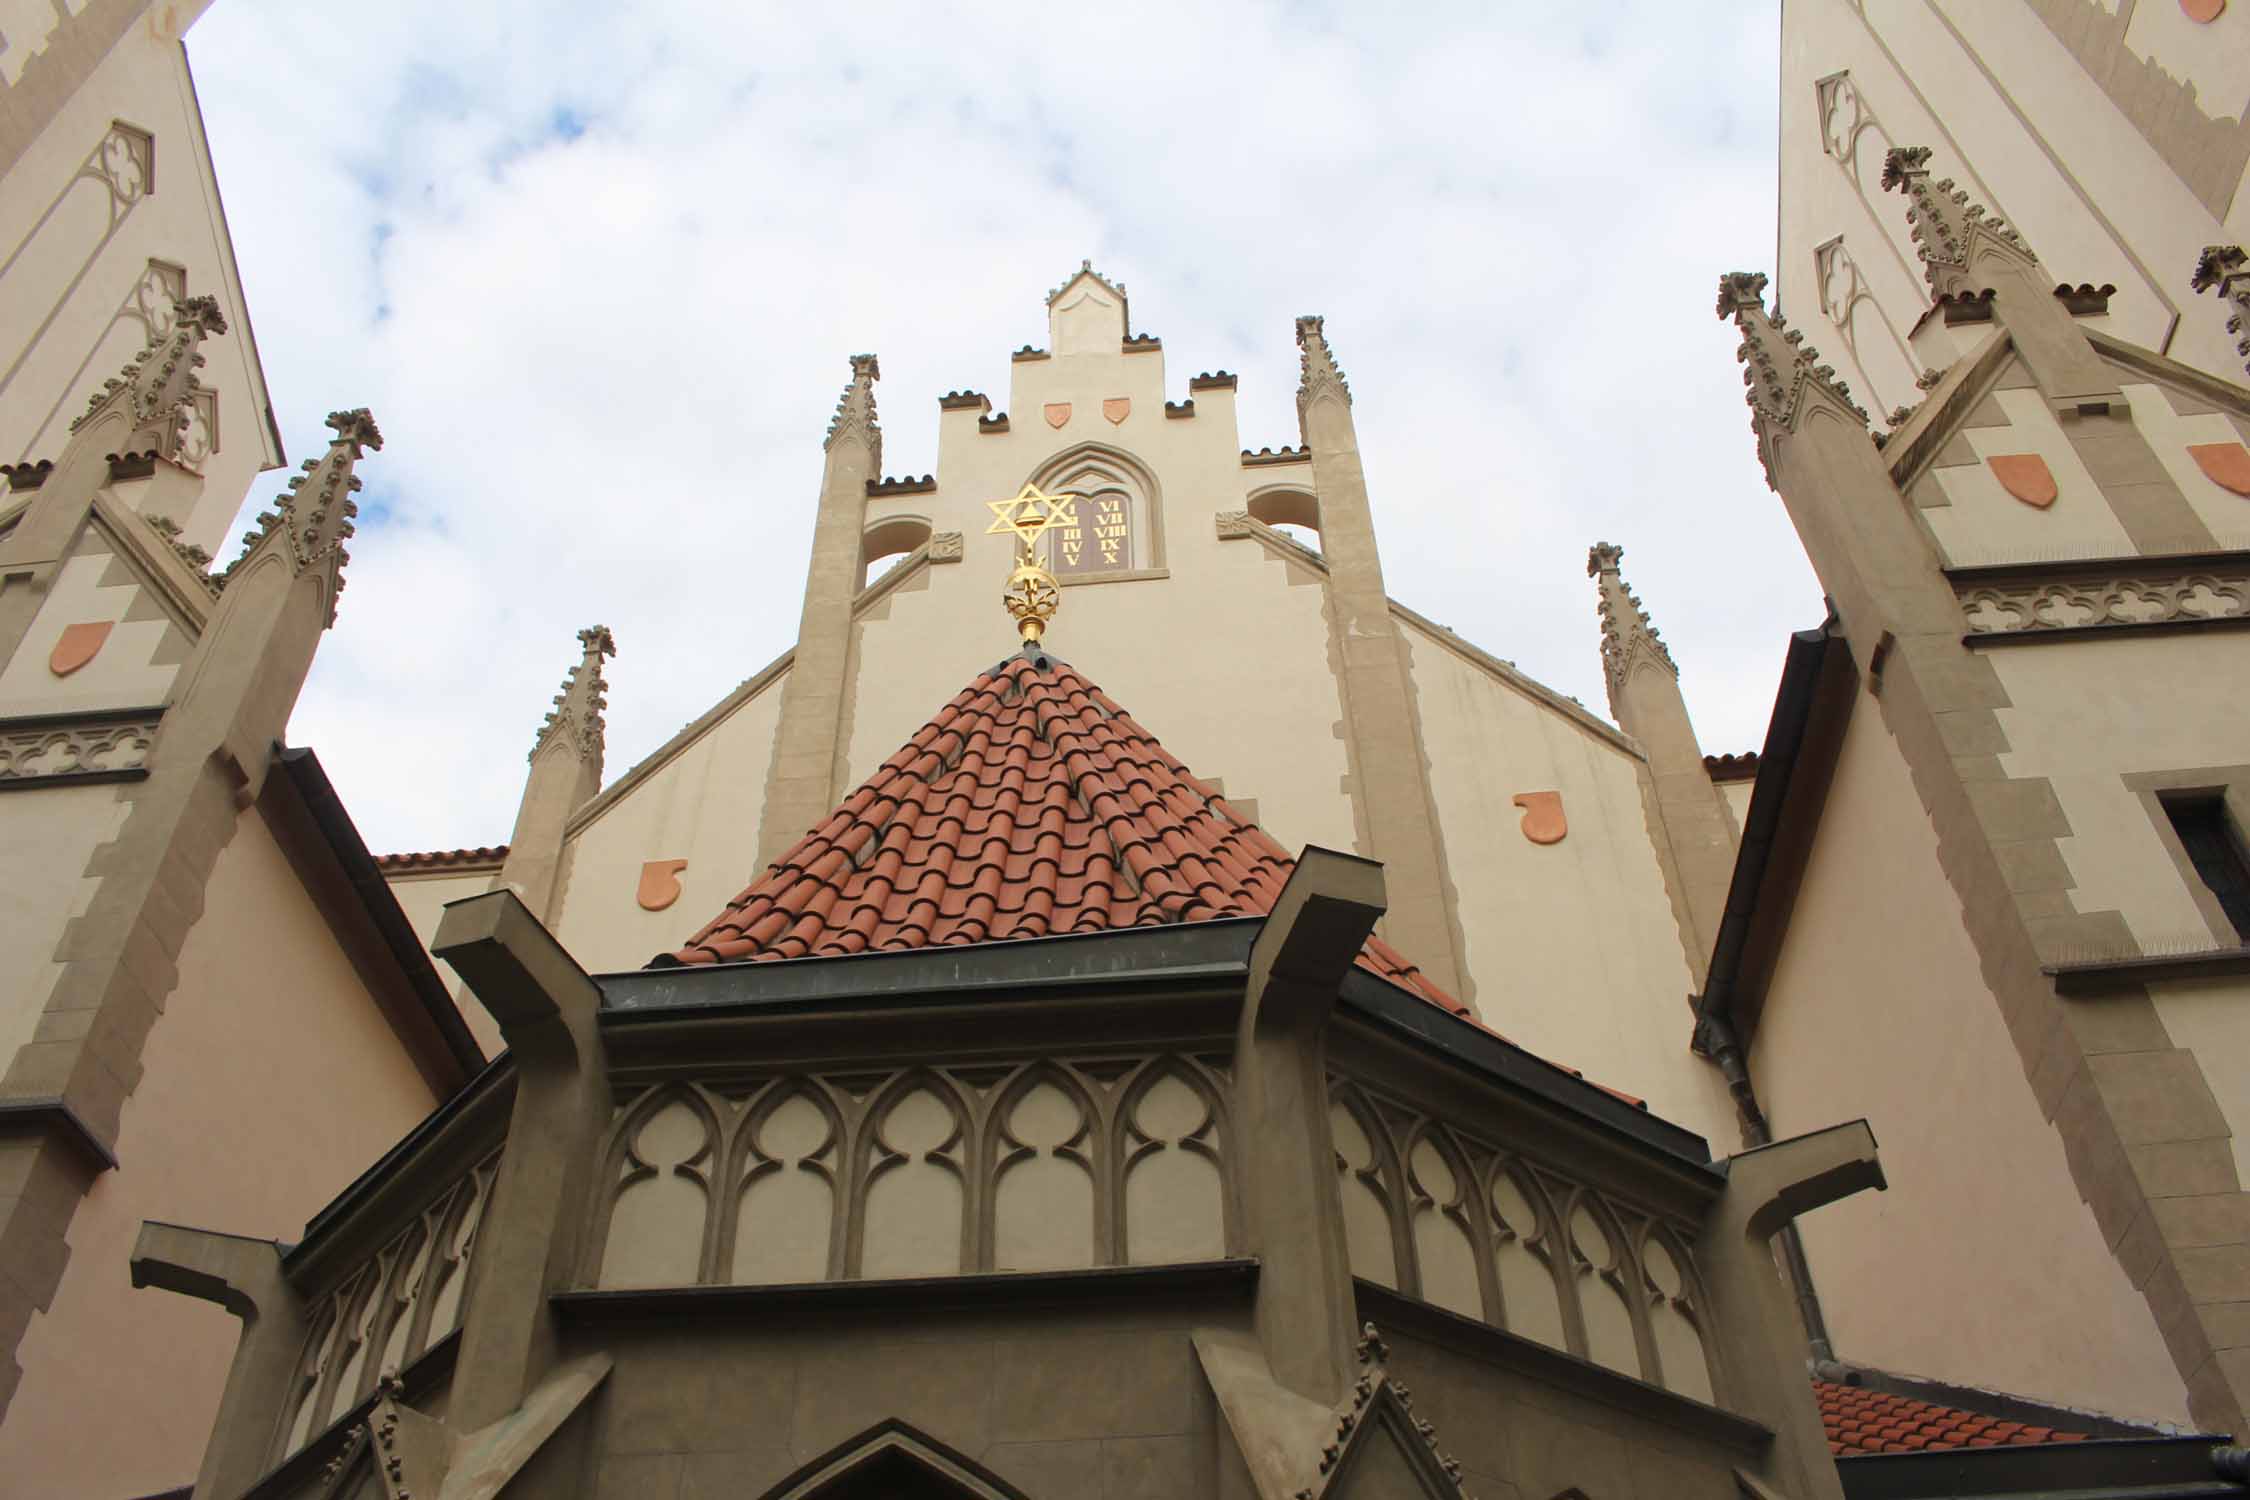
1026, 444, 1165, 581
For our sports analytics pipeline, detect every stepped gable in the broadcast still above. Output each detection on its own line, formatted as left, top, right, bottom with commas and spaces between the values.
1814, 1379, 2092, 1456
664, 645, 1463, 1015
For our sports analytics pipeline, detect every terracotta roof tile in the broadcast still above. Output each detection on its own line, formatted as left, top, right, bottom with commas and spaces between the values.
1814, 1380, 2094, 1457
665, 649, 1466, 1014
376, 845, 508, 872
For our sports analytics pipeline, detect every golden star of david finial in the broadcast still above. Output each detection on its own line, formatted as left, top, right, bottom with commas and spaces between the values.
986, 482, 1077, 644
985, 482, 1079, 548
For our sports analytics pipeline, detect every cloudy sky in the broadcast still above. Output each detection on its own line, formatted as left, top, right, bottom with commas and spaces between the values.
187, 1, 1811, 856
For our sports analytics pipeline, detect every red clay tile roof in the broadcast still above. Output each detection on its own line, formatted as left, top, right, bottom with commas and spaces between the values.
1815, 1380, 2094, 1457
376, 845, 509, 872
666, 648, 1464, 1015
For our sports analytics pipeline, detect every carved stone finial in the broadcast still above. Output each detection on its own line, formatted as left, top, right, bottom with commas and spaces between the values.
532, 624, 617, 763
219, 406, 381, 623
1354, 1321, 1390, 1367
69, 293, 229, 462
824, 353, 882, 466
1587, 541, 1677, 714
1716, 271, 1869, 487
2191, 245, 2250, 378
1879, 145, 2032, 295
1296, 315, 1352, 419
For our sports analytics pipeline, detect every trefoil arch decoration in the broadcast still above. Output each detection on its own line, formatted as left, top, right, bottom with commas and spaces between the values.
852, 1068, 976, 1280
983, 1059, 1103, 1273
1116, 1054, 1233, 1265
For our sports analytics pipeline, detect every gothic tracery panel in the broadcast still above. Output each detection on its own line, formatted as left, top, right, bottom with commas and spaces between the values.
1120, 1062, 1226, 1265
731, 1085, 839, 1284
1331, 1087, 1402, 1290
598, 1087, 718, 1288
859, 1078, 969, 1279
1404, 1127, 1482, 1320
991, 1069, 1097, 1272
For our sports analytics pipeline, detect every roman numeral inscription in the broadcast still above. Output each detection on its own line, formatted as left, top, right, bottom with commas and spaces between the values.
1052, 492, 1131, 575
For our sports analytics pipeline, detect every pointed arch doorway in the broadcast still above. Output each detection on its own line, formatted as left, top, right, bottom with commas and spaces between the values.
754, 1420, 1033, 1500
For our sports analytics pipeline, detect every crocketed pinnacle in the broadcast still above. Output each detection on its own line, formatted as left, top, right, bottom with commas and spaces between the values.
824, 353, 882, 469
221, 408, 382, 624
1587, 542, 1676, 712
1879, 145, 2035, 296
2191, 245, 2250, 380
1295, 314, 1352, 423
68, 293, 228, 463
532, 624, 617, 764
1716, 272, 1869, 488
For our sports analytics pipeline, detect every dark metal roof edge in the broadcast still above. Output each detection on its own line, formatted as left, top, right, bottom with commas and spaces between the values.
285, 1055, 513, 1269
1836, 1434, 2244, 1500
1696, 625, 1835, 1040
599, 916, 1265, 1015
1338, 969, 1719, 1172
274, 746, 486, 1078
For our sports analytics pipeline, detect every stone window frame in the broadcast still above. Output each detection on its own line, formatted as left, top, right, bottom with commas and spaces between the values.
2125, 764, 2250, 950
1026, 441, 1169, 587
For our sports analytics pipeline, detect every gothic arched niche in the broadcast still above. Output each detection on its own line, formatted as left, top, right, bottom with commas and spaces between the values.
1403, 1125, 1481, 1320
989, 1064, 1097, 1272
598, 1086, 719, 1288
1027, 443, 1162, 577
1329, 1085, 1401, 1290
757, 1419, 1033, 1500
1118, 1059, 1226, 1265
858, 1075, 970, 1279
732, 1084, 841, 1285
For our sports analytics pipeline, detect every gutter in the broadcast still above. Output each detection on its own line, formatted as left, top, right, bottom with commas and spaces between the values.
1692, 624, 1844, 1361
274, 746, 486, 1078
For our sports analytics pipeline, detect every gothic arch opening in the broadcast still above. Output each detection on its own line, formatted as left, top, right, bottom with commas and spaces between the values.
1245, 486, 1321, 551
756, 1419, 1033, 1500
862, 513, 934, 588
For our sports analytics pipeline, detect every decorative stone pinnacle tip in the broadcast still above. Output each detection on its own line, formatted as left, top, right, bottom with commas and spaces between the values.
1354, 1322, 1390, 1366
578, 624, 617, 658
2192, 245, 2247, 294
1879, 144, 1931, 192
1715, 271, 1769, 321
1587, 541, 1623, 576
325, 407, 383, 453
177, 294, 228, 337
849, 353, 880, 382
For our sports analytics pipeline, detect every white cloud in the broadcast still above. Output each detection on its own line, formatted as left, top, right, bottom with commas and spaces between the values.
186, 0, 1814, 855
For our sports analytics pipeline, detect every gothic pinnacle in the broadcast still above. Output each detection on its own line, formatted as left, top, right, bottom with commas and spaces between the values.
2192, 245, 2250, 379
532, 624, 617, 763
68, 293, 228, 463
221, 408, 381, 624
1587, 541, 1676, 710
1716, 271, 1869, 487
824, 353, 882, 469
1294, 314, 1352, 420
1879, 145, 2033, 296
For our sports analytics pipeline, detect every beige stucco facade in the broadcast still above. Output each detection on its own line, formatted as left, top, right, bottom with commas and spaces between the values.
1749, 687, 2188, 1424
0, 796, 446, 1496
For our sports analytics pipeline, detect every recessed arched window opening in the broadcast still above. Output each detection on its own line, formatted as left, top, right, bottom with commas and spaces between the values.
1246, 486, 1321, 553
861, 514, 934, 589
1027, 443, 1164, 580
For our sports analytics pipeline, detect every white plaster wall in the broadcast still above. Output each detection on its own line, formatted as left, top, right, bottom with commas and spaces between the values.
0, 11, 275, 547
0, 779, 125, 1067
0, 799, 442, 1498
1750, 692, 2189, 1423
551, 668, 787, 974
1925, 384, 2136, 565
1405, 621, 1736, 1142
1988, 634, 2250, 1180
0, 547, 179, 715
1780, 0, 2242, 396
